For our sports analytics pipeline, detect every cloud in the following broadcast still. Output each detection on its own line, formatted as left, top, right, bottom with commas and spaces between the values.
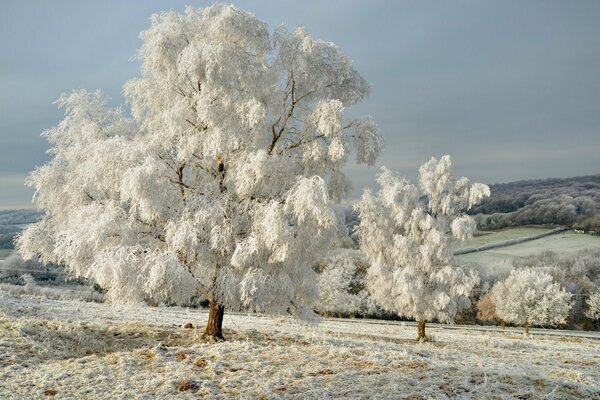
0, 174, 34, 209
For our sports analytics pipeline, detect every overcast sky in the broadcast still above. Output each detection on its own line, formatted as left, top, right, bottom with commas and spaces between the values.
1, 0, 599, 209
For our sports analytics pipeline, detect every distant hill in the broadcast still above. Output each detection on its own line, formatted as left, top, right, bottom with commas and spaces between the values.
0, 209, 42, 249
470, 175, 600, 230
0, 209, 41, 225
2, 173, 600, 249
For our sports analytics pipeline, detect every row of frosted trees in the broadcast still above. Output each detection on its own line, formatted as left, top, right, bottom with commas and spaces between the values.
317, 250, 589, 336
16, 4, 581, 340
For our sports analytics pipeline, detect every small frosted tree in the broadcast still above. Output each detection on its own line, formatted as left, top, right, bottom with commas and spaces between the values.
356, 156, 489, 340
491, 269, 572, 335
17, 5, 382, 340
585, 289, 600, 320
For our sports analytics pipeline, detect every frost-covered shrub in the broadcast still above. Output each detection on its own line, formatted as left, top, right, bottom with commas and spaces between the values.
0, 253, 64, 284
470, 259, 514, 294
0, 256, 103, 302
585, 290, 600, 320
492, 269, 572, 335
21, 273, 36, 287
338, 206, 361, 249
466, 249, 600, 328
465, 260, 517, 324
0, 277, 104, 303
314, 249, 375, 317
509, 249, 600, 328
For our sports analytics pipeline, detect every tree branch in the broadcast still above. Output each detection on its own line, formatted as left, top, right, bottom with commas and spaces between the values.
268, 74, 297, 155
186, 118, 208, 132
176, 163, 187, 200
218, 161, 227, 193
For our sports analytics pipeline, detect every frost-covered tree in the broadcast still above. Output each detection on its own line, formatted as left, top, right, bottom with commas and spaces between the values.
491, 269, 572, 335
490, 250, 600, 328
17, 5, 382, 340
585, 289, 600, 320
356, 156, 489, 340
314, 249, 374, 317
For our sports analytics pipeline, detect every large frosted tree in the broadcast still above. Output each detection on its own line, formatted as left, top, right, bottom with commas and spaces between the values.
17, 5, 382, 340
356, 156, 489, 340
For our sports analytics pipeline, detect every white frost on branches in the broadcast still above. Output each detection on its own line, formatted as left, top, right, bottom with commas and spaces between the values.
315, 249, 375, 316
355, 156, 489, 324
492, 269, 572, 329
585, 289, 600, 320
17, 4, 382, 319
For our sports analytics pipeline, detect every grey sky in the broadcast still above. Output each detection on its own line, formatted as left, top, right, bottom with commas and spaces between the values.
1, 1, 599, 209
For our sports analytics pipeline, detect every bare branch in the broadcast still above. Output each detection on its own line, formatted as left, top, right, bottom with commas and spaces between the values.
186, 118, 208, 132
286, 134, 326, 150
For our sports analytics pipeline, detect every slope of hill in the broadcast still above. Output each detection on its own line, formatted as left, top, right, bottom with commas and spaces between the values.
0, 209, 41, 250
469, 175, 600, 230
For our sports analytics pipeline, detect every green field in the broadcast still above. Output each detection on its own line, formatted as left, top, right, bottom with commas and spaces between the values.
457, 227, 553, 249
458, 230, 600, 265
0, 249, 13, 259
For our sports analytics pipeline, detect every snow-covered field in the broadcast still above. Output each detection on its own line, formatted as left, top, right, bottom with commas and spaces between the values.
458, 227, 554, 249
1, 291, 598, 399
458, 231, 600, 265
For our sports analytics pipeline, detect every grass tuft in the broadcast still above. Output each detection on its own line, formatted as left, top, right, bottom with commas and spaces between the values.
175, 351, 188, 360
175, 380, 195, 392
194, 358, 208, 368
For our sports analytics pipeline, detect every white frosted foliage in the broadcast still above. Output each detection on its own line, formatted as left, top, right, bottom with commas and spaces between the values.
315, 249, 374, 316
355, 156, 489, 324
17, 4, 382, 319
584, 289, 600, 320
492, 269, 572, 329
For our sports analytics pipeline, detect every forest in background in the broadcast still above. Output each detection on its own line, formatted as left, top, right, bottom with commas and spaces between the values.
2, 174, 599, 250
469, 175, 600, 231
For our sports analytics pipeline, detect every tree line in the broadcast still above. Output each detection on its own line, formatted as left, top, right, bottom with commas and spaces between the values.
469, 175, 600, 230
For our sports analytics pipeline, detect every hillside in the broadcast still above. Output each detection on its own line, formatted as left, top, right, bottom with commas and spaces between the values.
0, 209, 41, 250
469, 175, 600, 230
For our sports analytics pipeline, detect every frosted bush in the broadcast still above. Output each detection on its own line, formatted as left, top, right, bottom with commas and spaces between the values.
492, 268, 572, 335
314, 249, 375, 317
585, 289, 600, 320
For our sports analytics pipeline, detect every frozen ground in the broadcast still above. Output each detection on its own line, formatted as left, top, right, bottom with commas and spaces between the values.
1, 291, 599, 399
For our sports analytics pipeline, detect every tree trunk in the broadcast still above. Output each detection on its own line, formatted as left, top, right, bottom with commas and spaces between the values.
203, 300, 225, 341
524, 321, 529, 336
417, 320, 426, 341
